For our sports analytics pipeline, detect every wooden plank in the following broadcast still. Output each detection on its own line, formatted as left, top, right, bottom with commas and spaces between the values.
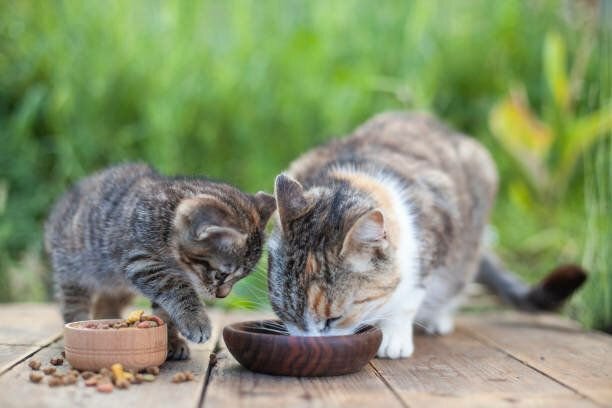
203, 312, 404, 408
0, 303, 63, 346
371, 325, 596, 408
0, 310, 222, 408
462, 312, 612, 407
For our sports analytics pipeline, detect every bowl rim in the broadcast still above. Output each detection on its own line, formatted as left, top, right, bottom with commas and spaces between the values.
65, 318, 166, 332
223, 319, 380, 342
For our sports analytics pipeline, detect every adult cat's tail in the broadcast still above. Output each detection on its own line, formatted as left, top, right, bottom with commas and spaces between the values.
476, 253, 587, 312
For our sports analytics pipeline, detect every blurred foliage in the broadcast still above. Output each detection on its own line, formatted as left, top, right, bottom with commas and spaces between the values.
490, 30, 611, 204
0, 1, 608, 329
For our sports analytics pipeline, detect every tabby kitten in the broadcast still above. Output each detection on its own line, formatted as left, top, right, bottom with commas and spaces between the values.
268, 112, 585, 358
45, 163, 275, 360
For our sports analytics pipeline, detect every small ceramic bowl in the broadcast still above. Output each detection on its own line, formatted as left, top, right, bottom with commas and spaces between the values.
223, 320, 382, 377
64, 319, 167, 371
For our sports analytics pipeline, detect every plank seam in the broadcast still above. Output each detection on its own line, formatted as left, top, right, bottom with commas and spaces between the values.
368, 361, 410, 408
461, 328, 605, 408
0, 332, 63, 376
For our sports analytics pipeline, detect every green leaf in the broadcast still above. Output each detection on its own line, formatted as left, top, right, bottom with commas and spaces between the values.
489, 90, 552, 192
544, 31, 571, 113
558, 106, 612, 181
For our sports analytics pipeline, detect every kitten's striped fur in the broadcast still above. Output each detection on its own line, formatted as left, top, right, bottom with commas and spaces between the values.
268, 112, 585, 358
45, 163, 275, 360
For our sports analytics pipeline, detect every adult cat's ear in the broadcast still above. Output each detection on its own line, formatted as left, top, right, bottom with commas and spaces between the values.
253, 191, 276, 225
196, 225, 247, 249
341, 209, 388, 256
274, 174, 312, 232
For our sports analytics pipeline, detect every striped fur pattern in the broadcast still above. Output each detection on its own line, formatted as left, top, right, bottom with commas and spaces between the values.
268, 112, 499, 358
45, 163, 275, 360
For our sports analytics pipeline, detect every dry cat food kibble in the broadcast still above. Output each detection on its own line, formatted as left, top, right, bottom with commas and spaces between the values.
171, 371, 195, 383
28, 360, 41, 370
50, 357, 64, 366
26, 360, 163, 393
42, 366, 56, 375
29, 372, 44, 383
80, 310, 164, 330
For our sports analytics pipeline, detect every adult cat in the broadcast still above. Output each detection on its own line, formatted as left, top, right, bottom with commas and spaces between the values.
45, 163, 275, 360
268, 112, 585, 358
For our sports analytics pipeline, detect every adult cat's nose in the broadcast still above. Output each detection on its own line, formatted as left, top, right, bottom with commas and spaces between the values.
216, 283, 233, 298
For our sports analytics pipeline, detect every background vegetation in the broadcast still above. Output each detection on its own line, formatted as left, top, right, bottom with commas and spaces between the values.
1, 1, 609, 330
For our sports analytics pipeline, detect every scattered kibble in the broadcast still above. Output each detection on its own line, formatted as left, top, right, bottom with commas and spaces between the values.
50, 357, 64, 366
111, 363, 130, 389
47, 377, 63, 387
84, 376, 100, 387
42, 366, 56, 375
145, 366, 160, 376
28, 360, 41, 370
139, 373, 156, 382
96, 381, 114, 393
61, 351, 66, 358
63, 374, 78, 385
29, 372, 44, 383
171, 371, 195, 383
26, 350, 164, 394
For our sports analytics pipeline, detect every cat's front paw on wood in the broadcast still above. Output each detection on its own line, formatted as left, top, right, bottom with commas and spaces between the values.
167, 337, 191, 360
174, 310, 212, 343
377, 325, 414, 359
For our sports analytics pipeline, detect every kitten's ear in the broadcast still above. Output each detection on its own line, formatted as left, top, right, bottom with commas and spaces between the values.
274, 174, 312, 231
341, 209, 387, 256
196, 225, 247, 249
253, 191, 276, 225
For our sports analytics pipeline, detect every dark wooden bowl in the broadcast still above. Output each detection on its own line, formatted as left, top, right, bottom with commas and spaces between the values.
223, 320, 382, 377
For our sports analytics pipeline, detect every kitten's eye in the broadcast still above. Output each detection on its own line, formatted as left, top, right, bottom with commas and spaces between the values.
324, 316, 342, 331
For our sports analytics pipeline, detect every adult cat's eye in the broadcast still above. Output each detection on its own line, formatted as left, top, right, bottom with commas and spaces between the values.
324, 316, 342, 331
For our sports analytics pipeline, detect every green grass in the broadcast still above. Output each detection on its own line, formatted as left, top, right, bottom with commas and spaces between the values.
0, 0, 608, 330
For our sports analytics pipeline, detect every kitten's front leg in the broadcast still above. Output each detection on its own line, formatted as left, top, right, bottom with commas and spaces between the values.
377, 314, 415, 359
152, 303, 191, 360
128, 266, 211, 345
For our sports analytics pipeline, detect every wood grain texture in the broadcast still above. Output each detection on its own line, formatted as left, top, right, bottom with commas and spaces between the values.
0, 303, 62, 345
462, 313, 612, 407
371, 327, 597, 408
205, 312, 404, 408
0, 309, 221, 408
223, 320, 381, 376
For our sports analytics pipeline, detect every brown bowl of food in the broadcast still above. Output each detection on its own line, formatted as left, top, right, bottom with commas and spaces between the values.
223, 320, 382, 377
64, 311, 167, 371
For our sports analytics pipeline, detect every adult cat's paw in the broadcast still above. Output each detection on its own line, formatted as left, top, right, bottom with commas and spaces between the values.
167, 337, 191, 360
377, 325, 414, 359
175, 310, 211, 343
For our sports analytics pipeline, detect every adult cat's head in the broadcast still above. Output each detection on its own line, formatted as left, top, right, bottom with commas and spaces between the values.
173, 187, 276, 299
268, 174, 400, 336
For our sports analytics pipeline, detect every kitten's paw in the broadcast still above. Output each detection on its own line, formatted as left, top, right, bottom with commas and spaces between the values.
377, 326, 414, 359
167, 337, 191, 360
175, 310, 211, 343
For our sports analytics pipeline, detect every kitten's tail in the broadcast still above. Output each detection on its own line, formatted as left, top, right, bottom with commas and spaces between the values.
476, 253, 587, 312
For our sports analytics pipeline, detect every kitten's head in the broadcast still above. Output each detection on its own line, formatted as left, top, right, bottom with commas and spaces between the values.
268, 174, 399, 336
173, 187, 276, 299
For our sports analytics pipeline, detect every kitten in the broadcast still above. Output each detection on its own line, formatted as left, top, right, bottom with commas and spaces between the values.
45, 163, 275, 360
268, 112, 585, 358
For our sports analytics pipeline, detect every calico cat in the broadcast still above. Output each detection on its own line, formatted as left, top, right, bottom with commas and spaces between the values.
268, 112, 585, 358
45, 163, 275, 360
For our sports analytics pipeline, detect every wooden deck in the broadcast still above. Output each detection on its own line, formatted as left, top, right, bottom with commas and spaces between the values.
0, 303, 610, 407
